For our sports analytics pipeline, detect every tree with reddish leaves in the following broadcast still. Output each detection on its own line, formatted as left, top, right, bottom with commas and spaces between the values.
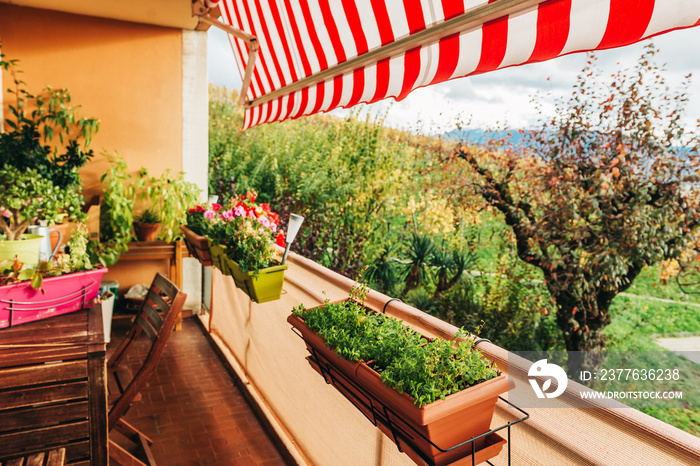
456, 46, 700, 353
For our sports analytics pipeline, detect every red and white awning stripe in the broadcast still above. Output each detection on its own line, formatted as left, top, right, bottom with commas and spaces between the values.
206, 0, 700, 130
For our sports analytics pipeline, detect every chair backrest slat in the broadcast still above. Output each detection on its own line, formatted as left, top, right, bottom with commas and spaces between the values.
136, 315, 158, 342
140, 300, 164, 331
148, 288, 171, 311
107, 273, 186, 432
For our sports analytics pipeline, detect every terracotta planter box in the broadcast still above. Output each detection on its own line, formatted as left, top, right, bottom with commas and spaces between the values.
210, 244, 288, 303
0, 267, 108, 329
180, 225, 212, 266
288, 306, 510, 466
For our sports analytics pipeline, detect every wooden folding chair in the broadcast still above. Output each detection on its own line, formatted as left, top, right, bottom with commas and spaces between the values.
107, 273, 186, 466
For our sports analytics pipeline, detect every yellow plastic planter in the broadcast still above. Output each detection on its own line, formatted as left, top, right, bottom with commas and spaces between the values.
209, 243, 288, 303
0, 234, 43, 266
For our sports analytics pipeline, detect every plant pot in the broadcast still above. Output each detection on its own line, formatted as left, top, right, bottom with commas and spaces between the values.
134, 222, 161, 242
180, 225, 212, 266
209, 244, 288, 303
50, 221, 76, 253
288, 308, 510, 466
0, 234, 43, 267
0, 267, 108, 329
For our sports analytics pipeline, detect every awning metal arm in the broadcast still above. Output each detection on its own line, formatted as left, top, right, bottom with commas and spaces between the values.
192, 1, 258, 106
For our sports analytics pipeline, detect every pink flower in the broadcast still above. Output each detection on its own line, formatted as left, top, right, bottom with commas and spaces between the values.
258, 216, 271, 229
1, 209, 11, 219
212, 203, 222, 212
248, 210, 256, 219
204, 210, 216, 220
220, 209, 234, 221
270, 223, 277, 232
234, 205, 246, 217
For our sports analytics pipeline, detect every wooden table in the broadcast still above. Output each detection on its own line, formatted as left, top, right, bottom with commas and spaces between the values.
119, 241, 189, 288
0, 305, 107, 465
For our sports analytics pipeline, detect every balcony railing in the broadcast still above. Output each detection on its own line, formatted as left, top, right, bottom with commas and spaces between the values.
201, 252, 700, 465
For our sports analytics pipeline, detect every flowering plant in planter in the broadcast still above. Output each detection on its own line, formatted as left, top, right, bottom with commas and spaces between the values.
186, 191, 284, 274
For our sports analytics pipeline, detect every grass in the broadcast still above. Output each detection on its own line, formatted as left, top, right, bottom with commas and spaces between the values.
625, 265, 700, 305
604, 292, 700, 436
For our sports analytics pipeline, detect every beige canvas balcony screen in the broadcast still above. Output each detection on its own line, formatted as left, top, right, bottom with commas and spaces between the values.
202, 0, 700, 130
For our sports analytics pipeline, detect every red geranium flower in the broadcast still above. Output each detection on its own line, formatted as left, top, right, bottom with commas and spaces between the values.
276, 230, 286, 247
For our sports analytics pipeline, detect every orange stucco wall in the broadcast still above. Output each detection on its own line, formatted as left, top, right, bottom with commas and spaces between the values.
0, 3, 185, 291
0, 3, 183, 196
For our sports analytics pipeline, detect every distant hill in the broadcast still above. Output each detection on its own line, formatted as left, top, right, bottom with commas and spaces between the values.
442, 128, 528, 145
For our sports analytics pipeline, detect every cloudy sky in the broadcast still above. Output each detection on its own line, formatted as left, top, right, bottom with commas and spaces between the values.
208, 24, 700, 134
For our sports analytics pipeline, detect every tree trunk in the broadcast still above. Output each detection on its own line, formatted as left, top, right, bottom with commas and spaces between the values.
551, 289, 611, 352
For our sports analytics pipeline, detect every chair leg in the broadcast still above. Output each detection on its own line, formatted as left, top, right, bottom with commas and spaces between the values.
110, 420, 157, 465
116, 419, 154, 445
109, 440, 148, 466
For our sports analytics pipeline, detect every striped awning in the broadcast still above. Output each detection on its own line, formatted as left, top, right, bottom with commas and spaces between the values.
200, 0, 700, 130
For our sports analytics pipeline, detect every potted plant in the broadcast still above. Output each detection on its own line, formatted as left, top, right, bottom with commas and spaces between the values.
0, 167, 71, 265
186, 192, 288, 303
288, 283, 510, 465
132, 167, 201, 242
1, 54, 97, 262
1, 223, 107, 328
133, 208, 161, 242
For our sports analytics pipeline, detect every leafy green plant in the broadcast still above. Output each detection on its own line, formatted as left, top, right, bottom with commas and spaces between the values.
0, 53, 98, 191
292, 283, 499, 407
0, 167, 75, 240
133, 168, 201, 242
89, 153, 134, 266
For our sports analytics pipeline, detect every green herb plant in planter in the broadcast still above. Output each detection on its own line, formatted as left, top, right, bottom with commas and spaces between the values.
289, 283, 511, 465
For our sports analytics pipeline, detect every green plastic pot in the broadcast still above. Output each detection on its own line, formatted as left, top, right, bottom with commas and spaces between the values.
209, 243, 288, 303
0, 234, 43, 266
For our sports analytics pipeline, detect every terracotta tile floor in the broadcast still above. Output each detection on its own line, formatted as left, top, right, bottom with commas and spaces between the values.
108, 316, 290, 466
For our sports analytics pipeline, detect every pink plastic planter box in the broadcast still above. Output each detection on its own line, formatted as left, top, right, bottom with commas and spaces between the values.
0, 268, 108, 329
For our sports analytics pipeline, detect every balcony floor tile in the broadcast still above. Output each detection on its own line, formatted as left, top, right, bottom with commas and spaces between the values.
108, 315, 289, 465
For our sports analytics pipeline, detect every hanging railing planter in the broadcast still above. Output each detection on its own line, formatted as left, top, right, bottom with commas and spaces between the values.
210, 244, 287, 303
180, 225, 213, 266
288, 297, 518, 466
1, 267, 108, 329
